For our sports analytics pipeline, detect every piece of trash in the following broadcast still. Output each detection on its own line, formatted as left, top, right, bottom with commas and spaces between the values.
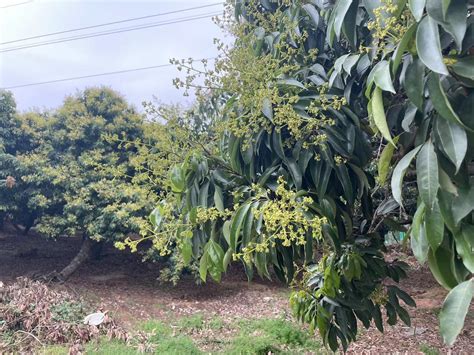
83, 312, 105, 326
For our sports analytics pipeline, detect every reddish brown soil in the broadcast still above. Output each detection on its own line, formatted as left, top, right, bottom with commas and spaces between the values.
0, 225, 472, 353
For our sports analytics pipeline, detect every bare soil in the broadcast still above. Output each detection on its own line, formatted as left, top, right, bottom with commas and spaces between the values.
0, 225, 472, 354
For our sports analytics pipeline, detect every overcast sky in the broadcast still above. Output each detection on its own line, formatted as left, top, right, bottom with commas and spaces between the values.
0, 0, 228, 112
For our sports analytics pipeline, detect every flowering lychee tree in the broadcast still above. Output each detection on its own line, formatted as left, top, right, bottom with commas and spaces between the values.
128, 0, 474, 350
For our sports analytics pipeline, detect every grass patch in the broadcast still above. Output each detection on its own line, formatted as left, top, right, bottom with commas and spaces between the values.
420, 344, 440, 355
84, 338, 135, 354
140, 319, 172, 335
40, 345, 69, 354
154, 336, 201, 354
227, 318, 321, 354
208, 316, 225, 330
176, 313, 204, 330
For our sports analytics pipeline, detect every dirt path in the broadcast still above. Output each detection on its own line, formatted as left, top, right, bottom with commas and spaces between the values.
0, 226, 472, 353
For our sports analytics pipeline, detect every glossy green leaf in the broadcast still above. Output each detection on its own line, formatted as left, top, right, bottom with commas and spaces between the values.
454, 225, 474, 273
371, 87, 395, 146
416, 16, 449, 75
428, 244, 460, 290
277, 78, 306, 89
416, 139, 439, 210
411, 203, 429, 263
425, 199, 444, 251
302, 3, 320, 29
229, 202, 252, 251
391, 145, 422, 205
427, 72, 469, 129
214, 185, 225, 212
378, 137, 399, 185
451, 57, 474, 80
439, 279, 474, 345
170, 165, 186, 192
373, 60, 396, 93
438, 168, 458, 196
262, 97, 273, 120
408, 0, 426, 21
434, 117, 467, 173
404, 58, 425, 110
392, 23, 417, 75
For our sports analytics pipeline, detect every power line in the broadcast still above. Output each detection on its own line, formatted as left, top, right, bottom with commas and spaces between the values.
1, 58, 216, 89
0, 1, 32, 9
0, 2, 224, 45
0, 12, 222, 53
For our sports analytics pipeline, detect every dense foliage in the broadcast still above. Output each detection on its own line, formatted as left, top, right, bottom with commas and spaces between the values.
127, 0, 473, 350
0, 88, 163, 278
1, 0, 472, 351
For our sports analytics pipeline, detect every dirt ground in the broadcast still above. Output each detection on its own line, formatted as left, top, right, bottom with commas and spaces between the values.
0, 225, 473, 354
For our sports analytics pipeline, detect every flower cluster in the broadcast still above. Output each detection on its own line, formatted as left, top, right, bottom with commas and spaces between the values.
235, 176, 327, 262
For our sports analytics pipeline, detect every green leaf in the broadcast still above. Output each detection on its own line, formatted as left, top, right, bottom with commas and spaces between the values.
404, 58, 425, 110
373, 61, 396, 93
416, 139, 439, 210
377, 136, 399, 185
427, 72, 470, 129
332, 0, 353, 39
416, 16, 449, 75
392, 23, 417, 75
428, 244, 460, 290
199, 249, 208, 281
434, 117, 467, 173
408, 0, 426, 21
425, 199, 444, 251
451, 57, 474, 80
170, 165, 186, 192
439, 279, 474, 345
391, 145, 422, 205
411, 202, 429, 263
277, 78, 305, 89
229, 202, 252, 251
285, 158, 303, 190
342, 0, 359, 47
262, 97, 273, 120
181, 237, 193, 265
302, 3, 320, 29
371, 87, 395, 146
214, 185, 225, 212
438, 168, 458, 196
453, 225, 474, 273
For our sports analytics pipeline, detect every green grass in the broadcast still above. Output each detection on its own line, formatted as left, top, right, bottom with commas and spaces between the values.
41, 317, 320, 355
227, 318, 321, 354
420, 343, 440, 355
85, 339, 136, 354
208, 316, 225, 330
176, 313, 205, 330
154, 336, 201, 354
41, 345, 69, 355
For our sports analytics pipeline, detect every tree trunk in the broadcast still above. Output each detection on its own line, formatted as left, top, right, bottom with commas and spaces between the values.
58, 237, 94, 281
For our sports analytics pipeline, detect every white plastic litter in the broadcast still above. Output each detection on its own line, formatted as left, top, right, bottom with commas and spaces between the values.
83, 312, 105, 326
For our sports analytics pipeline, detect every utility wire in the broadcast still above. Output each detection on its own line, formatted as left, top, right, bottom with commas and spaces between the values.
0, 1, 32, 9
0, 2, 223, 45
1, 58, 216, 89
0, 12, 222, 53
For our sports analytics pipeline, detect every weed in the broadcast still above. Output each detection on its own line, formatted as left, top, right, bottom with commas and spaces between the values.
154, 336, 201, 354
226, 318, 321, 354
140, 320, 172, 336
228, 335, 281, 354
51, 300, 85, 323
40, 344, 69, 354
420, 343, 440, 355
208, 316, 225, 330
176, 313, 204, 330
84, 338, 135, 354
